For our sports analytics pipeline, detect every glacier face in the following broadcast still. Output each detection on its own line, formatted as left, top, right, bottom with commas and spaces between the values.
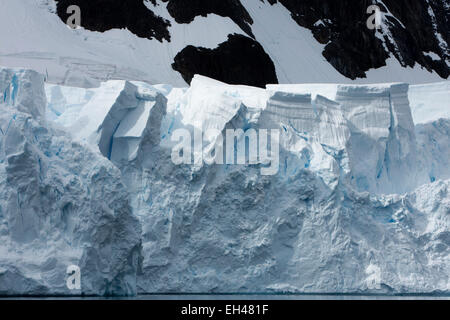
0, 67, 449, 295
0, 68, 142, 296
45, 74, 450, 294
131, 77, 450, 293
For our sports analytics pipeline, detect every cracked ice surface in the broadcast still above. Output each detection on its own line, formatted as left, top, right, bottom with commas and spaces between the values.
0, 68, 141, 296
0, 69, 448, 295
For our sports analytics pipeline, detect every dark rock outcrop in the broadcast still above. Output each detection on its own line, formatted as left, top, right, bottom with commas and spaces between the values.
162, 0, 254, 37
55, 0, 171, 42
172, 34, 278, 88
52, 0, 449, 84
380, 0, 449, 78
272, 0, 449, 79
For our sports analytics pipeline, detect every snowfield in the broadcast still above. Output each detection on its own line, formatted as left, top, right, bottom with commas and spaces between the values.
0, 66, 448, 295
0, 0, 447, 89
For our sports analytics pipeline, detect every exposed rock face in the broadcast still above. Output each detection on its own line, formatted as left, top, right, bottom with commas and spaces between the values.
161, 0, 254, 37
273, 0, 450, 79
49, 0, 449, 86
172, 34, 278, 88
380, 0, 449, 77
55, 0, 171, 41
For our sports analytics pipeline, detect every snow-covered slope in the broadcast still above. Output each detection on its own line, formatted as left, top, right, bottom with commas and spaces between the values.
0, 0, 448, 88
409, 81, 450, 124
0, 0, 243, 86
37, 73, 450, 294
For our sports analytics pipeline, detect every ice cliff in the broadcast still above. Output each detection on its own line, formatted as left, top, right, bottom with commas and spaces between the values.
0, 68, 448, 295
0, 68, 141, 296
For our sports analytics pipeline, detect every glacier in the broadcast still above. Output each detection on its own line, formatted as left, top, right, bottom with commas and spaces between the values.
0, 67, 448, 295
0, 68, 141, 296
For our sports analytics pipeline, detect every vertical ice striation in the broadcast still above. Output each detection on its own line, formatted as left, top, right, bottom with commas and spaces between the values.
0, 68, 142, 296
0, 68, 46, 121
0, 68, 449, 295
335, 83, 418, 194
383, 83, 419, 193
415, 118, 450, 184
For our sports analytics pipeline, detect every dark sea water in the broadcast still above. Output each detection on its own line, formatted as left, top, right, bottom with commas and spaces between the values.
137, 294, 449, 300
2, 294, 448, 300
